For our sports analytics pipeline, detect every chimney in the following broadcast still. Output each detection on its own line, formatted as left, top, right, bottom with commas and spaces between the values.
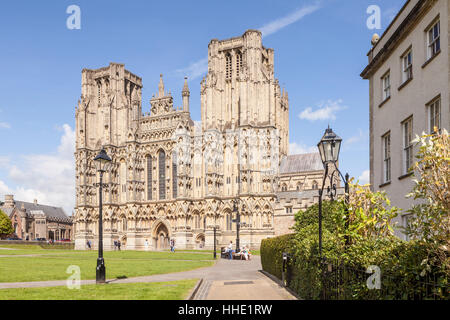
4, 195, 14, 208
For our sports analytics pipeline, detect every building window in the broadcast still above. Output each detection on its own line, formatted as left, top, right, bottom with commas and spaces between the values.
312, 181, 318, 190
402, 117, 413, 175
401, 50, 412, 83
146, 156, 152, 200
172, 152, 177, 199
97, 82, 101, 106
427, 20, 440, 60
120, 160, 126, 203
428, 97, 441, 133
382, 72, 391, 101
225, 53, 232, 80
383, 133, 391, 183
281, 184, 287, 192
236, 51, 242, 77
285, 207, 293, 214
158, 150, 166, 200
226, 213, 232, 231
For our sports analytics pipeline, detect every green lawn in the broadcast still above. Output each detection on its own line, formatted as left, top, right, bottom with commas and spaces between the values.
0, 279, 198, 300
0, 247, 214, 283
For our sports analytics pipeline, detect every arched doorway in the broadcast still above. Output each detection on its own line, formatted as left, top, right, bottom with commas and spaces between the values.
154, 223, 169, 250
195, 233, 205, 249
120, 235, 127, 248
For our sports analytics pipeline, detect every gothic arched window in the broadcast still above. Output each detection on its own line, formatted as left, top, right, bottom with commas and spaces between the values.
120, 159, 126, 203
158, 150, 166, 200
225, 53, 232, 80
236, 51, 242, 77
226, 213, 232, 231
312, 181, 318, 190
172, 151, 177, 199
146, 155, 152, 200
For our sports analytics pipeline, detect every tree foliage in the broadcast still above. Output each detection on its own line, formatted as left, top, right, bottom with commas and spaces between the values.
405, 129, 449, 246
346, 179, 399, 242
0, 209, 14, 238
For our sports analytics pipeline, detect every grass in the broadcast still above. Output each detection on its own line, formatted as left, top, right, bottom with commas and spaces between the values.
0, 248, 215, 283
0, 279, 198, 300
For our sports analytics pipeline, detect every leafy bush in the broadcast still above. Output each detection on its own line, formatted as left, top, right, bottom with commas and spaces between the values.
0, 209, 14, 239
261, 194, 449, 299
260, 234, 295, 280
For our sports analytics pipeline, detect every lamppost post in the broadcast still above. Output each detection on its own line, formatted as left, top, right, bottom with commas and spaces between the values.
96, 170, 105, 284
236, 209, 240, 253
317, 126, 343, 258
233, 199, 240, 253
94, 148, 112, 285
213, 225, 217, 259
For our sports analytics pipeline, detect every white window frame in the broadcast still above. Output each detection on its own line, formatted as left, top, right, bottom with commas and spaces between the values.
382, 132, 391, 183
382, 72, 391, 101
402, 117, 413, 175
401, 50, 412, 83
428, 96, 441, 134
427, 20, 440, 60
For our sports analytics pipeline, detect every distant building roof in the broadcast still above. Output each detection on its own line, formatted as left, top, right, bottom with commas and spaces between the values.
1, 198, 71, 223
280, 153, 323, 174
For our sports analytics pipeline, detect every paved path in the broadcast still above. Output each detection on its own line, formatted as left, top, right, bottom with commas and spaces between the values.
0, 256, 295, 300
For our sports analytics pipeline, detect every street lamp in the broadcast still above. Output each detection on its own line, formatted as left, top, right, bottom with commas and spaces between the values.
213, 200, 222, 260
317, 126, 349, 257
233, 199, 240, 253
93, 148, 112, 284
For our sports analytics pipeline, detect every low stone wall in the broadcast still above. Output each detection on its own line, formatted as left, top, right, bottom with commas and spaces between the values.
0, 240, 74, 249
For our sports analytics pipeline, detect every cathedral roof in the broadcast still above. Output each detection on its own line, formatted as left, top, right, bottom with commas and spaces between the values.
279, 153, 323, 174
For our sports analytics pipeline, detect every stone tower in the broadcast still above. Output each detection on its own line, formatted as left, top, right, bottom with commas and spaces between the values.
200, 30, 289, 157
76, 62, 143, 150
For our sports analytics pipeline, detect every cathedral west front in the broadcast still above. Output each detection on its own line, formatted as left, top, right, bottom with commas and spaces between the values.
73, 30, 325, 251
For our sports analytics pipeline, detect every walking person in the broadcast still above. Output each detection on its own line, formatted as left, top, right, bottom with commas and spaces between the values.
144, 239, 149, 251
117, 240, 121, 251
170, 239, 175, 252
227, 241, 233, 260
113, 240, 117, 251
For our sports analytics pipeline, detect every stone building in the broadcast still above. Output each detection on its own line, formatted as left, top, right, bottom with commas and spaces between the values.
0, 195, 73, 241
361, 0, 449, 239
73, 30, 327, 251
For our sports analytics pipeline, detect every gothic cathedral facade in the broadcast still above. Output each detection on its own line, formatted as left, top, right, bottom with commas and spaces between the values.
74, 30, 316, 251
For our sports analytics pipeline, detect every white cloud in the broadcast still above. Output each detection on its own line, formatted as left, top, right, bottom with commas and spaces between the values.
0, 122, 11, 129
289, 142, 316, 155
175, 3, 321, 80
299, 99, 348, 122
259, 3, 321, 37
0, 124, 75, 215
358, 170, 370, 185
175, 58, 208, 80
344, 129, 368, 150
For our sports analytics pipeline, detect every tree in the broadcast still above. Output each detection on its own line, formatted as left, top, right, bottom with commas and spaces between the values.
0, 209, 14, 239
405, 129, 449, 276
406, 129, 449, 245
346, 179, 399, 242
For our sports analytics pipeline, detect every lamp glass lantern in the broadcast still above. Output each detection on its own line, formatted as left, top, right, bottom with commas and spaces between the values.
317, 126, 342, 165
94, 149, 112, 172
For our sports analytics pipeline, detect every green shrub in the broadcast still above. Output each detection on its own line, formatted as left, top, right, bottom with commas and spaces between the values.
261, 199, 449, 300
260, 234, 295, 280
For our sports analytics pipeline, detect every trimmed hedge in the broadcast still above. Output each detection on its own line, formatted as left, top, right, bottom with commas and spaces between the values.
260, 234, 295, 280
261, 201, 449, 300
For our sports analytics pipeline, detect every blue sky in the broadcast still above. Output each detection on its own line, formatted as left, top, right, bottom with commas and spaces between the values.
0, 0, 405, 213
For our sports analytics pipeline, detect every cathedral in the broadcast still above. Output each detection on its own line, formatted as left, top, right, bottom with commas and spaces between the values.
73, 30, 325, 251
